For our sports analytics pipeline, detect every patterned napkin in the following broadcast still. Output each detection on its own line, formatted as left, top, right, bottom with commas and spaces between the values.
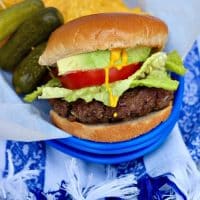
0, 38, 200, 200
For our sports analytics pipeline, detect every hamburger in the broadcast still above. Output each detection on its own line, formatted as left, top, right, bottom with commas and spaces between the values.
25, 13, 186, 142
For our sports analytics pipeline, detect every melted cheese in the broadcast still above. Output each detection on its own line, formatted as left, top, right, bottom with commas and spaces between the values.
116, 49, 128, 70
110, 49, 121, 65
113, 112, 118, 118
105, 65, 118, 107
105, 49, 128, 107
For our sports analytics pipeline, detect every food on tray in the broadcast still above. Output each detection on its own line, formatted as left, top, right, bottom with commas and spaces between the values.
25, 13, 186, 142
0, 7, 63, 71
0, 0, 44, 42
0, 0, 185, 143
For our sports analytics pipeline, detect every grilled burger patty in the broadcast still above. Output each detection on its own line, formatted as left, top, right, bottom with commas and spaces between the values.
49, 87, 173, 124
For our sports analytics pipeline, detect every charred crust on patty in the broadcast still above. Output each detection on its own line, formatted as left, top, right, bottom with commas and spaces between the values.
49, 87, 173, 124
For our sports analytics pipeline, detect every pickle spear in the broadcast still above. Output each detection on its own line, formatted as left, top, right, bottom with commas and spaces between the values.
0, 0, 44, 41
13, 43, 47, 94
0, 7, 64, 71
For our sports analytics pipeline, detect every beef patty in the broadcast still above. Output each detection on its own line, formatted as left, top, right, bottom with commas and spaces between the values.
49, 87, 173, 124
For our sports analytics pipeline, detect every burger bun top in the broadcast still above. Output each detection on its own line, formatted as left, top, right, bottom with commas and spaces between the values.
39, 13, 168, 66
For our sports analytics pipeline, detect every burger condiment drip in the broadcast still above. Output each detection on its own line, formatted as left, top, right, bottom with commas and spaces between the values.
116, 49, 128, 70
105, 49, 128, 107
113, 112, 118, 118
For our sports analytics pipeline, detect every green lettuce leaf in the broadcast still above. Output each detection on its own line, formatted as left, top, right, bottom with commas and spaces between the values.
39, 70, 178, 106
166, 51, 186, 75
24, 78, 61, 103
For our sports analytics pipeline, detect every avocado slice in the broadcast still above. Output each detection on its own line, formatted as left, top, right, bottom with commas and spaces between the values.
57, 47, 151, 75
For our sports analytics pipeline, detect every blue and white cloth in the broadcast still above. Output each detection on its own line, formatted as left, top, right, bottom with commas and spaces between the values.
0, 35, 200, 200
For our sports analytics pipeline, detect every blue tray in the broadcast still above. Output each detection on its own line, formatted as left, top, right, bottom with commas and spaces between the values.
47, 127, 172, 164
58, 122, 165, 150
60, 128, 164, 154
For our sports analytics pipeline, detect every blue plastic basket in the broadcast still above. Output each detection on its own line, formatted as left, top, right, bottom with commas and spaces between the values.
47, 124, 174, 164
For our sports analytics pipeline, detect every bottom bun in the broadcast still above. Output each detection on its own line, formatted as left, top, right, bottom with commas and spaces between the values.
50, 103, 172, 143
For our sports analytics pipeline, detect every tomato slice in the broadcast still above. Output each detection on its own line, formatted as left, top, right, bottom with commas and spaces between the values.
59, 63, 141, 90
